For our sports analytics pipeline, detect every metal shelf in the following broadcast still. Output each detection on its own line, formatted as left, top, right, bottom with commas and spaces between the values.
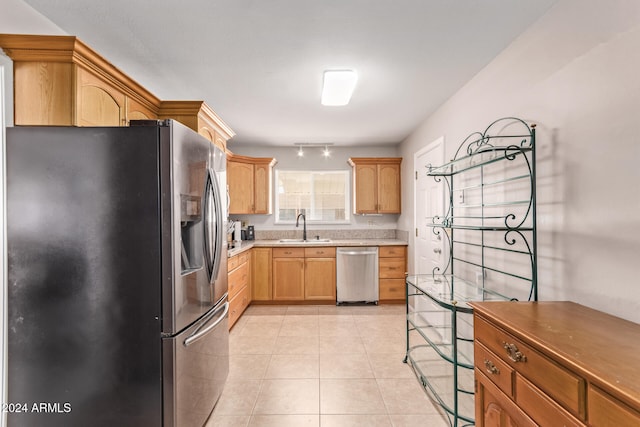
405, 117, 538, 427
427, 146, 532, 177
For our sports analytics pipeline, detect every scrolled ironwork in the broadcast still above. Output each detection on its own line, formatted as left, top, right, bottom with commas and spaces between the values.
453, 117, 534, 162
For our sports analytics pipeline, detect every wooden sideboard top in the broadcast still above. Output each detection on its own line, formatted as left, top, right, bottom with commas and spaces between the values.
469, 301, 640, 411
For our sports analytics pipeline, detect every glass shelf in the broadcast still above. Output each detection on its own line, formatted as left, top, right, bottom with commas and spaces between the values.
406, 344, 475, 424
406, 312, 474, 368
406, 274, 514, 312
427, 145, 532, 177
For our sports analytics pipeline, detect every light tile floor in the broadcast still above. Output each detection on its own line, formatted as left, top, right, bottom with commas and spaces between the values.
207, 304, 450, 427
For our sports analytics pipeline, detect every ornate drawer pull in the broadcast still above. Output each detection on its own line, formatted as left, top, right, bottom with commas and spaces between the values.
503, 342, 527, 363
484, 359, 500, 375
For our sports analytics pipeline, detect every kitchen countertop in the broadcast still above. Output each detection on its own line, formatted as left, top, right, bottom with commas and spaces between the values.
227, 239, 408, 257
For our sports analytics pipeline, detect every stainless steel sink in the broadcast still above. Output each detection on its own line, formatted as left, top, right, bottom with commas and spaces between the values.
278, 238, 332, 243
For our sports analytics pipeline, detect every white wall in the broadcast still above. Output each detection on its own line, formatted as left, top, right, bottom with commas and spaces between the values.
399, 0, 640, 323
227, 144, 401, 231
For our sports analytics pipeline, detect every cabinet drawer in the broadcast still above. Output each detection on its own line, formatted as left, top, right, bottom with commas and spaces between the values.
228, 261, 249, 299
228, 284, 250, 329
515, 373, 584, 427
475, 341, 513, 397
228, 250, 250, 271
304, 247, 336, 257
273, 247, 305, 258
379, 278, 405, 300
379, 258, 405, 278
588, 385, 640, 427
228, 254, 239, 271
475, 316, 585, 418
379, 246, 406, 258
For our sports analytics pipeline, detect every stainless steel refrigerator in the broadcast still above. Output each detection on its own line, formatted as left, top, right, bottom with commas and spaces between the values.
6, 120, 229, 426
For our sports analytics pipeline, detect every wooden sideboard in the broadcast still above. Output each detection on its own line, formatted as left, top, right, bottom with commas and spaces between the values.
470, 301, 640, 427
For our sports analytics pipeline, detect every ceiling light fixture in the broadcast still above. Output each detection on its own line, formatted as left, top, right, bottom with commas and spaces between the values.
322, 145, 331, 158
321, 70, 358, 106
294, 142, 334, 158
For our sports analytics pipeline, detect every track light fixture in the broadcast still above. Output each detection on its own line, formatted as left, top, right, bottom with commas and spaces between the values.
294, 143, 334, 158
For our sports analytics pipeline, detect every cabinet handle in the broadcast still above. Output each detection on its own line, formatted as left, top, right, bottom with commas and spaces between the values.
433, 248, 442, 254
503, 342, 527, 363
484, 359, 500, 375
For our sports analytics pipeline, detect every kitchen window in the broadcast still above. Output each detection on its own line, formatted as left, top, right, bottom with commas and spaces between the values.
275, 170, 350, 223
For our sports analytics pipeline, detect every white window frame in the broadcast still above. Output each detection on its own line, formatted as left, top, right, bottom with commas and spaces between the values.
274, 169, 351, 224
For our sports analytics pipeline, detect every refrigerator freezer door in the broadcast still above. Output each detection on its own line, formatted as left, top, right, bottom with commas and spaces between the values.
163, 299, 230, 427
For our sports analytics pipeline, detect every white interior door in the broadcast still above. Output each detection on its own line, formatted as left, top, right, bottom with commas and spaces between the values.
414, 137, 445, 277
413, 138, 449, 336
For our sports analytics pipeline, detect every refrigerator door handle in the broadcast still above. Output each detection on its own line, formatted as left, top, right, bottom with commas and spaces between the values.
184, 301, 229, 347
203, 170, 223, 283
210, 169, 224, 283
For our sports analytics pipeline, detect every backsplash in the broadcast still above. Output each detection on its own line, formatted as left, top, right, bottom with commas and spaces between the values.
255, 228, 404, 241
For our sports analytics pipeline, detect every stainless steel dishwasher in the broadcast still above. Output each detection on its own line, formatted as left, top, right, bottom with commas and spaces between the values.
336, 247, 379, 304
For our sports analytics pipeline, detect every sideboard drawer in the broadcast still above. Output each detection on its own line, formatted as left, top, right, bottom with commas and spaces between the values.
588, 385, 640, 427
474, 341, 513, 398
515, 373, 584, 427
475, 316, 585, 418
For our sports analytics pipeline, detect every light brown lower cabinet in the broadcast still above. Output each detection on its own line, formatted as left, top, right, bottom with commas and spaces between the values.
227, 251, 251, 329
251, 247, 272, 301
271, 247, 336, 302
304, 247, 336, 300
272, 248, 305, 300
378, 245, 406, 302
470, 301, 640, 427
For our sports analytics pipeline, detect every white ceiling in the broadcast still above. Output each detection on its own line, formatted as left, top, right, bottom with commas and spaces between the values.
23, 0, 557, 147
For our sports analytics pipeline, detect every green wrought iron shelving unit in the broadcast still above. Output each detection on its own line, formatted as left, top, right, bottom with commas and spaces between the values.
405, 117, 538, 426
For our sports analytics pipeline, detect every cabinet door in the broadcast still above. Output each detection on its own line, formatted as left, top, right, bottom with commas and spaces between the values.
354, 163, 378, 213
198, 126, 215, 144
76, 69, 125, 126
377, 163, 401, 213
251, 248, 272, 301
304, 258, 336, 300
126, 96, 157, 124
273, 258, 305, 300
13, 61, 74, 125
228, 160, 255, 214
253, 163, 271, 214
476, 372, 536, 427
214, 132, 227, 153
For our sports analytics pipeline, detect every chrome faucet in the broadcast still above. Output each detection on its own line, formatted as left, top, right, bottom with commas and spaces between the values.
295, 213, 307, 241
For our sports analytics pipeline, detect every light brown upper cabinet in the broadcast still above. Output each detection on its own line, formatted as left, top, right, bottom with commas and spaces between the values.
0, 34, 234, 150
348, 157, 402, 214
0, 34, 160, 127
227, 154, 276, 214
158, 100, 234, 153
